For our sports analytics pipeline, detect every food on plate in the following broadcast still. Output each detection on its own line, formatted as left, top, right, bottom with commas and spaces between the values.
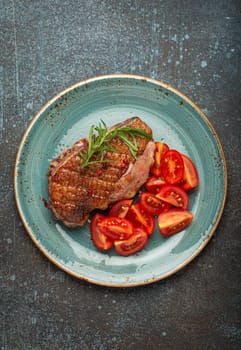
114, 228, 148, 256
46, 115, 199, 257
47, 117, 154, 227
150, 142, 169, 177
157, 209, 194, 236
108, 199, 132, 218
90, 213, 114, 250
179, 153, 199, 191
90, 143, 199, 256
139, 192, 171, 216
160, 149, 184, 184
156, 185, 189, 210
126, 202, 155, 235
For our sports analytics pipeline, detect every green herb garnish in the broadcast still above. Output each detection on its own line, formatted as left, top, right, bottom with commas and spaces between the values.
79, 120, 153, 168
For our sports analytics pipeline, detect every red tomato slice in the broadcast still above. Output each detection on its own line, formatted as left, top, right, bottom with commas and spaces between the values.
127, 203, 155, 235
156, 185, 189, 210
98, 216, 133, 241
109, 199, 132, 218
145, 176, 167, 193
180, 154, 199, 191
114, 227, 148, 256
140, 192, 171, 216
150, 142, 169, 176
161, 150, 184, 184
90, 213, 113, 250
158, 209, 193, 236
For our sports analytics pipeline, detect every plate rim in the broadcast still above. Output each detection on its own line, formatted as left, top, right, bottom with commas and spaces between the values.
14, 74, 228, 287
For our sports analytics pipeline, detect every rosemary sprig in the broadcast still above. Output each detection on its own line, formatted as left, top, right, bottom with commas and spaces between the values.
79, 120, 153, 168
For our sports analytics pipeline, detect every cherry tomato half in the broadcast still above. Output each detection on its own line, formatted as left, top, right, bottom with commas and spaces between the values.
158, 209, 193, 236
127, 203, 155, 235
161, 149, 184, 184
145, 176, 167, 193
90, 213, 113, 250
140, 192, 171, 216
156, 185, 189, 210
180, 154, 199, 191
114, 227, 148, 256
150, 142, 169, 176
109, 199, 132, 218
98, 216, 133, 241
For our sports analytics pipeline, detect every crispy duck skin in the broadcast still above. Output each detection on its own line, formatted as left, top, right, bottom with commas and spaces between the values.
47, 117, 155, 227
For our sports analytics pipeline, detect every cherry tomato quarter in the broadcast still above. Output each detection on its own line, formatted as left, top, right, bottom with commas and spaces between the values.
114, 228, 148, 256
150, 142, 169, 176
145, 176, 167, 193
180, 154, 199, 191
109, 199, 132, 218
161, 150, 184, 184
140, 192, 171, 215
127, 203, 155, 235
98, 216, 133, 241
156, 185, 189, 210
158, 209, 193, 236
90, 213, 113, 250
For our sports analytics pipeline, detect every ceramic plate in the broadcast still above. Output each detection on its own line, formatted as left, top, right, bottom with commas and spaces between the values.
14, 74, 227, 287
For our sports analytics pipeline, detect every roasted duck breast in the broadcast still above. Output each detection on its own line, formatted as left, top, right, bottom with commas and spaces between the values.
47, 117, 155, 227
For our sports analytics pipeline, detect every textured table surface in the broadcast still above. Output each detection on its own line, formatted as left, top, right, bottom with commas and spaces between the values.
1, 1, 241, 349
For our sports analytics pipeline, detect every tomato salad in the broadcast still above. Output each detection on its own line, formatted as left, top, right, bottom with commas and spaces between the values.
90, 141, 199, 256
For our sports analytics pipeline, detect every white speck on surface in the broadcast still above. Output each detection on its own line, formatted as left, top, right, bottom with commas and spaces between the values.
171, 34, 177, 42
201, 60, 208, 68
214, 41, 219, 50
196, 81, 201, 86
7, 238, 12, 244
26, 101, 33, 109
184, 34, 190, 39
10, 274, 16, 281
33, 290, 38, 301
202, 108, 209, 115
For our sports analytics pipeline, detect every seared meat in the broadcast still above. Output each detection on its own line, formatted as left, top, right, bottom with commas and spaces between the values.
47, 117, 155, 227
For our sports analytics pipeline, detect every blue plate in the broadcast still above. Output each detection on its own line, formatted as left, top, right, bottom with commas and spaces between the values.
14, 75, 227, 287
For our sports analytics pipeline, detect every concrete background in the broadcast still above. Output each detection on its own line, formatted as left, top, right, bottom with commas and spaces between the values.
1, 0, 240, 349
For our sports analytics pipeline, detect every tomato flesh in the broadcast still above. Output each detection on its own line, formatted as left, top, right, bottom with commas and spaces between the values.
109, 199, 132, 218
145, 176, 167, 193
98, 216, 133, 241
161, 150, 184, 184
180, 154, 199, 191
114, 228, 148, 256
140, 192, 171, 216
150, 142, 169, 176
127, 203, 155, 235
90, 213, 113, 250
156, 185, 189, 210
158, 209, 193, 236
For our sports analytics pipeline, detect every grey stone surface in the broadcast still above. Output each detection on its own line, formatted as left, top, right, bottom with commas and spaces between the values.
0, 0, 240, 349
